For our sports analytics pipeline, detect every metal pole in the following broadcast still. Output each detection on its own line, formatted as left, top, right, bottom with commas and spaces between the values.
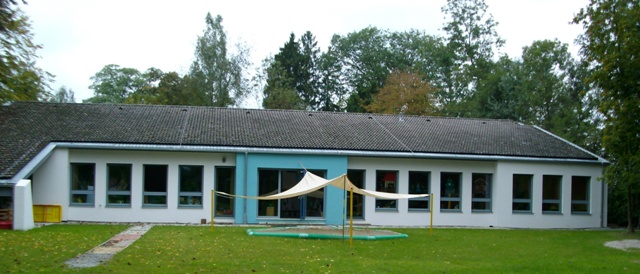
211, 189, 216, 232
350, 186, 354, 248
430, 193, 434, 236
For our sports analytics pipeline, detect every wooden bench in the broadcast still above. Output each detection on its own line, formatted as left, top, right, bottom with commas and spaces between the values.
0, 209, 11, 221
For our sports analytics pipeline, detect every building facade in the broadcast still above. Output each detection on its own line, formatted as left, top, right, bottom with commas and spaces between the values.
0, 102, 607, 229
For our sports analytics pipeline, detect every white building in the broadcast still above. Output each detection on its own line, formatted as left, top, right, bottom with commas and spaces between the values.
0, 102, 607, 229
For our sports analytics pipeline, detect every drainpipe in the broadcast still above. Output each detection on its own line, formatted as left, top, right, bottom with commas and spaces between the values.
601, 162, 607, 228
243, 151, 248, 224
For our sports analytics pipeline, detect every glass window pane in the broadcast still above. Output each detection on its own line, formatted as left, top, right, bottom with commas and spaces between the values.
258, 170, 279, 216
376, 170, 398, 209
512, 174, 532, 213
215, 167, 235, 216
71, 163, 95, 191
571, 176, 590, 214
409, 171, 430, 210
346, 169, 365, 218
542, 175, 562, 213
441, 172, 462, 211
70, 163, 95, 205
143, 165, 167, 206
472, 173, 492, 212
180, 165, 203, 192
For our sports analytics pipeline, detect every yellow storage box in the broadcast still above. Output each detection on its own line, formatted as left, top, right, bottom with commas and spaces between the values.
33, 204, 62, 223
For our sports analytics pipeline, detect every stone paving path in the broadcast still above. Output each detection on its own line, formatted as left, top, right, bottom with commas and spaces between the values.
65, 224, 153, 268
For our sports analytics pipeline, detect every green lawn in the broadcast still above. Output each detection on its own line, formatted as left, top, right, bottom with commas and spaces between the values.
1, 225, 639, 273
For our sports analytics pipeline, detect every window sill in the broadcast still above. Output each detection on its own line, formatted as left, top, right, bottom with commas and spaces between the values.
408, 209, 430, 212
471, 210, 493, 214
178, 205, 203, 209
571, 212, 591, 215
142, 205, 167, 208
512, 211, 534, 214
440, 210, 462, 213
542, 211, 563, 215
69, 203, 94, 207
106, 204, 131, 208
375, 208, 398, 212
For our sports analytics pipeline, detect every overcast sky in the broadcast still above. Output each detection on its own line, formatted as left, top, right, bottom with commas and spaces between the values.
22, 0, 588, 106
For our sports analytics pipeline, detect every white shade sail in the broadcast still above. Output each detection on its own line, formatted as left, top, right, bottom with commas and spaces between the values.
216, 171, 430, 200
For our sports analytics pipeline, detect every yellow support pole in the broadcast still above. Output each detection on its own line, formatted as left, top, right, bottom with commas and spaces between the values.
430, 193, 434, 236
211, 189, 216, 232
349, 187, 354, 248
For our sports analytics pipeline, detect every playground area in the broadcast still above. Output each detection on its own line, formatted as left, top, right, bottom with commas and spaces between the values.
246, 225, 408, 240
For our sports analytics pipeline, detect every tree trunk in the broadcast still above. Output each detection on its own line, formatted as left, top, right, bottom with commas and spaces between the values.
628, 184, 635, 233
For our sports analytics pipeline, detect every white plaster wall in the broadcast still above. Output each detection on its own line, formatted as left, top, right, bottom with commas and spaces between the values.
32, 148, 69, 219
32, 148, 235, 224
348, 157, 497, 227
348, 157, 604, 228
493, 161, 604, 229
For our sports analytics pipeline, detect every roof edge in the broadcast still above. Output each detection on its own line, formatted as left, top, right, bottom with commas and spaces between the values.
532, 125, 609, 164
4, 141, 606, 184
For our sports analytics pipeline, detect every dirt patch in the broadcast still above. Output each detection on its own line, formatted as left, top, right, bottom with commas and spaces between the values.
604, 240, 640, 251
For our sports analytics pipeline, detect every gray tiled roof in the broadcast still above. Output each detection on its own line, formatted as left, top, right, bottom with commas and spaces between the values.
0, 102, 599, 179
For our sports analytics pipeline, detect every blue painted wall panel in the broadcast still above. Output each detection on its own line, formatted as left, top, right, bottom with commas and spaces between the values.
233, 153, 347, 225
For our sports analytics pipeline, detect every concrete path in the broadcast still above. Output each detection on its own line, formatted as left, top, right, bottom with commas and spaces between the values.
65, 224, 153, 268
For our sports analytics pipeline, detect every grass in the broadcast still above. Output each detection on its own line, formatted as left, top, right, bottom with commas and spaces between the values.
1, 225, 640, 273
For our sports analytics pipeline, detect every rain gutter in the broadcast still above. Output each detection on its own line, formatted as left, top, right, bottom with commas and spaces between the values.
4, 141, 607, 184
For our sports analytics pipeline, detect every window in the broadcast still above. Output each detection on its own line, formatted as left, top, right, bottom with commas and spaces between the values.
376, 171, 398, 210
571, 176, 590, 214
346, 170, 365, 218
542, 175, 562, 213
1, 187, 13, 211
215, 167, 235, 216
143, 165, 168, 206
472, 173, 492, 212
440, 172, 462, 212
408, 171, 430, 210
70, 163, 95, 206
107, 164, 131, 206
179, 165, 203, 207
512, 174, 532, 212
258, 169, 325, 218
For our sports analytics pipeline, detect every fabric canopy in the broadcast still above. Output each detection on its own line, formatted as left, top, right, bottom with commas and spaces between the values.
216, 171, 430, 200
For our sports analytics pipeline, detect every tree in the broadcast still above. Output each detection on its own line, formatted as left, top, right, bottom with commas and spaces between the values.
0, 0, 51, 104
518, 39, 574, 131
48, 86, 75, 103
574, 0, 640, 233
471, 55, 521, 120
263, 31, 321, 110
441, 0, 504, 116
329, 27, 393, 112
187, 13, 250, 107
262, 57, 304, 110
365, 70, 439, 116
84, 64, 145, 103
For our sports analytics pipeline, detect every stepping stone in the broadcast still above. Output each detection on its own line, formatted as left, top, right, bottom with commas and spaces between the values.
65, 224, 153, 268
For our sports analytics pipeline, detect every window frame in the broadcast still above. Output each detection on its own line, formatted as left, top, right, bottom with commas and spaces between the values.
512, 174, 533, 213
142, 164, 168, 207
346, 169, 366, 219
408, 171, 430, 211
178, 165, 204, 208
257, 169, 326, 218
542, 175, 563, 214
70, 163, 96, 207
375, 170, 399, 211
471, 173, 492, 213
571, 176, 590, 214
106, 163, 132, 207
215, 166, 235, 217
440, 172, 462, 212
